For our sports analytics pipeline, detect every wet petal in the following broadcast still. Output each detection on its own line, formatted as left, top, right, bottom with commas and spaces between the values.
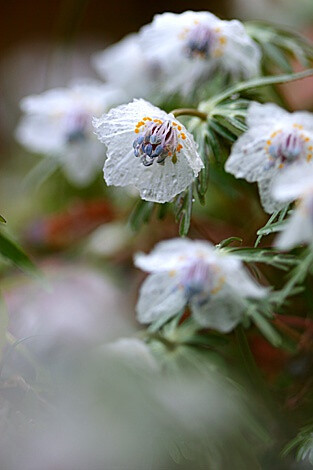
136, 272, 186, 324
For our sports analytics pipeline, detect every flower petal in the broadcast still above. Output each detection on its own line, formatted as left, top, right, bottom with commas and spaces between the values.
258, 178, 289, 214
272, 163, 313, 202
247, 102, 288, 128
190, 285, 246, 332
275, 204, 313, 251
136, 272, 186, 324
134, 238, 215, 273
225, 126, 271, 182
16, 115, 65, 154
62, 139, 105, 186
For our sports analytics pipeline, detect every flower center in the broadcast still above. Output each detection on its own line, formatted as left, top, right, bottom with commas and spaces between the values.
181, 23, 226, 60
133, 118, 185, 167
64, 109, 90, 144
264, 124, 312, 170
179, 258, 225, 304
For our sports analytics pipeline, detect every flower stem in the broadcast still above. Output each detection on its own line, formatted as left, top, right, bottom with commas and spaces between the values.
171, 108, 208, 120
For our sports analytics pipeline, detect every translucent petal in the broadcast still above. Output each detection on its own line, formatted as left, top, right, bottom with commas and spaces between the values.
275, 204, 313, 251
136, 272, 186, 324
20, 88, 74, 115
223, 262, 268, 298
190, 285, 246, 332
247, 102, 288, 128
292, 111, 313, 133
134, 238, 216, 273
258, 178, 290, 214
16, 114, 65, 154
219, 20, 261, 78
92, 35, 156, 100
272, 163, 313, 202
62, 139, 105, 186
225, 126, 271, 182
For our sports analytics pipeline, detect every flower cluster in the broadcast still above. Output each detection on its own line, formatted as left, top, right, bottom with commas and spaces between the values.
93, 11, 261, 97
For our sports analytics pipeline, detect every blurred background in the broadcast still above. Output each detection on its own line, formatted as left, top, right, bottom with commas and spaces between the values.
0, 2, 312, 468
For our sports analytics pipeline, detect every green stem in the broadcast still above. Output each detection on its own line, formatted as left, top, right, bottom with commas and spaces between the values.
171, 108, 208, 120
203, 68, 313, 109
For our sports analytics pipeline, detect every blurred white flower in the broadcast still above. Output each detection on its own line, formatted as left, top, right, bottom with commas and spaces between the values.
103, 337, 159, 371
272, 163, 313, 250
93, 99, 203, 203
225, 102, 313, 213
4, 261, 132, 358
16, 81, 125, 186
134, 238, 266, 332
92, 34, 161, 101
139, 11, 261, 95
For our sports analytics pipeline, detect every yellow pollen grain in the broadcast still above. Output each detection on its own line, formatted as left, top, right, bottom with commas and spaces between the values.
266, 140, 272, 145
134, 129, 140, 133
143, 117, 152, 121
305, 137, 310, 142
168, 151, 172, 156
180, 133, 186, 140
215, 27, 221, 32
293, 123, 304, 129
307, 154, 312, 162
177, 125, 182, 131
172, 122, 177, 126
279, 163, 284, 169
169, 270, 176, 277
136, 121, 144, 127
219, 36, 227, 44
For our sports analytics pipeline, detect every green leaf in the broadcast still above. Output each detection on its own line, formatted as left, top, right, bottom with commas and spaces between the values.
175, 185, 193, 237
209, 119, 237, 142
282, 424, 313, 464
195, 129, 210, 200
216, 237, 243, 249
129, 200, 155, 231
248, 308, 282, 347
224, 247, 298, 270
0, 229, 38, 277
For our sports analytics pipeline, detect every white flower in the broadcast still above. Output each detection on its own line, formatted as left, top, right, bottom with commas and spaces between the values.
272, 164, 313, 250
225, 102, 313, 213
92, 34, 161, 101
139, 11, 261, 95
134, 238, 267, 332
93, 99, 203, 203
5, 262, 131, 356
16, 81, 125, 186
